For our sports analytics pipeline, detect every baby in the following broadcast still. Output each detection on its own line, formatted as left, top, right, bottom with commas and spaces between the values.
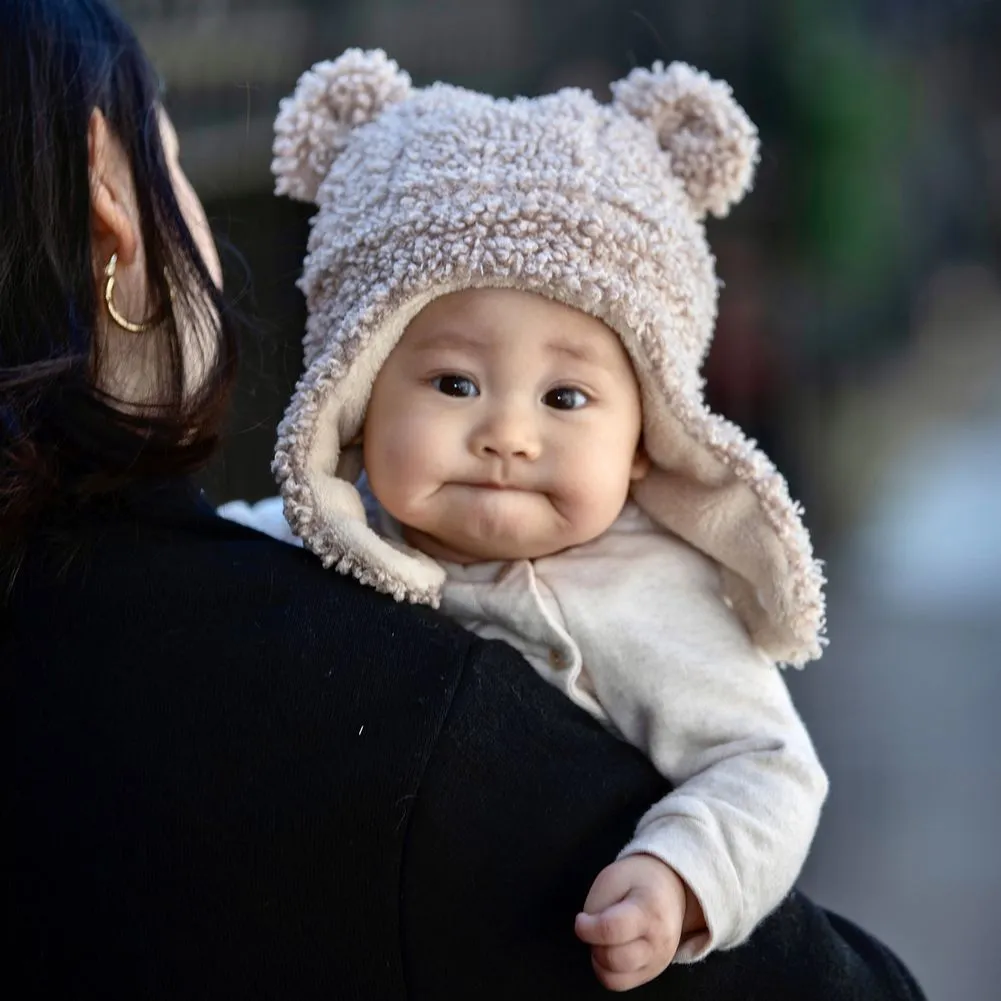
235, 50, 830, 991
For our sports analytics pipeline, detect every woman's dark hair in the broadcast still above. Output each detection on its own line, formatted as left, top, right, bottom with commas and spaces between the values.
0, 0, 238, 563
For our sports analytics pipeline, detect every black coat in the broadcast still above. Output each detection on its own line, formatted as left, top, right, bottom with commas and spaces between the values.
8, 480, 925, 1000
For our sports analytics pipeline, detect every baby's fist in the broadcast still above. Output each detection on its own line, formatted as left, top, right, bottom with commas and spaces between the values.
574, 855, 689, 991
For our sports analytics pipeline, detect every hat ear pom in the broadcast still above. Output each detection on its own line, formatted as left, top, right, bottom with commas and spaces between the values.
272, 49, 412, 204
611, 61, 759, 219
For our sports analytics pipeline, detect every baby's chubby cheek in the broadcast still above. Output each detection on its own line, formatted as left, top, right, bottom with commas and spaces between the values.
559, 470, 633, 538
364, 431, 438, 516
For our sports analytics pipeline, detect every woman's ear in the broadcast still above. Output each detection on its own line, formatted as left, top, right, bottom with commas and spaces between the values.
88, 109, 140, 269
630, 443, 652, 481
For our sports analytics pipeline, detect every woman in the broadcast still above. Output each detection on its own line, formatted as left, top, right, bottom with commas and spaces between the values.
3, 2, 925, 998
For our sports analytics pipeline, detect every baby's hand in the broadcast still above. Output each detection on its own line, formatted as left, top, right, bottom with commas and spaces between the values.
574, 854, 690, 992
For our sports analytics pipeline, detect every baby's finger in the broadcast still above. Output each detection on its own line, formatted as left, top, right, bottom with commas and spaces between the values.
591, 956, 655, 993
591, 939, 653, 974
575, 900, 646, 945
581, 862, 635, 914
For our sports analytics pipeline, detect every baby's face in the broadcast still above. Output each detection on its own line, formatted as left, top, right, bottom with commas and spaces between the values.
364, 288, 648, 564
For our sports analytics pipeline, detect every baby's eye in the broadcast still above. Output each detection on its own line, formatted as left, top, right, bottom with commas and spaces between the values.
543, 386, 589, 411
432, 374, 479, 398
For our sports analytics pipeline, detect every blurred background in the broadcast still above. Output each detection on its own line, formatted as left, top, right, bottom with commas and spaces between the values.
123, 1, 999, 996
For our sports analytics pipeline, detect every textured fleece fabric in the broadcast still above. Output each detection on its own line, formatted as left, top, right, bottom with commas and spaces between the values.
270, 50, 827, 667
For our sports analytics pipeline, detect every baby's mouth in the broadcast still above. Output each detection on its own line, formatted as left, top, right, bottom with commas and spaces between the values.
463, 480, 525, 491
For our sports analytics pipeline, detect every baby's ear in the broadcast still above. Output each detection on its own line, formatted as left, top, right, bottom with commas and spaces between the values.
272, 49, 412, 204
611, 61, 759, 220
630, 443, 652, 482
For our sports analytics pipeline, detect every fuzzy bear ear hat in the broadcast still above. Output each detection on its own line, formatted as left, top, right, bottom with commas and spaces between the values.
271, 49, 826, 666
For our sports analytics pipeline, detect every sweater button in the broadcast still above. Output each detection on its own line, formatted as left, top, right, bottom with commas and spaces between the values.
548, 649, 566, 669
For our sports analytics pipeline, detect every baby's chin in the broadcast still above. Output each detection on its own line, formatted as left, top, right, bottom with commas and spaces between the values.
414, 516, 618, 564
402, 523, 571, 565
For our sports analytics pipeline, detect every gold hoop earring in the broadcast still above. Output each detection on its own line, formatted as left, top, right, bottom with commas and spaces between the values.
103, 252, 166, 334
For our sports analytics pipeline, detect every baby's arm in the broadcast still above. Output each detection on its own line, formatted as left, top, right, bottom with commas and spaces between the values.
611, 650, 826, 962
546, 528, 828, 970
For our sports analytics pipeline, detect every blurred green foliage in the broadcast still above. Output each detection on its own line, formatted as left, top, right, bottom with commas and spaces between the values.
781, 1, 915, 297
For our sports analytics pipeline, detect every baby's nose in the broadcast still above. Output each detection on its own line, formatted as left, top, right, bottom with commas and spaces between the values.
471, 407, 542, 461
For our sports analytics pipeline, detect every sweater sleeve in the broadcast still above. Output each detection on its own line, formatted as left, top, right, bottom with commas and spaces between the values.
539, 519, 829, 961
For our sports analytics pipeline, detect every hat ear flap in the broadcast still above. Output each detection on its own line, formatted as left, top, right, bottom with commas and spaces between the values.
272, 49, 412, 204
611, 61, 759, 220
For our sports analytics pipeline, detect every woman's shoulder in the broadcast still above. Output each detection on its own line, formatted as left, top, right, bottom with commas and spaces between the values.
10, 483, 486, 1000
10, 480, 473, 671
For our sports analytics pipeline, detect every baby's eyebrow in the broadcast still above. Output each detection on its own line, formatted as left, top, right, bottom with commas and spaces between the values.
410, 329, 608, 366
545, 337, 605, 366
411, 331, 485, 354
